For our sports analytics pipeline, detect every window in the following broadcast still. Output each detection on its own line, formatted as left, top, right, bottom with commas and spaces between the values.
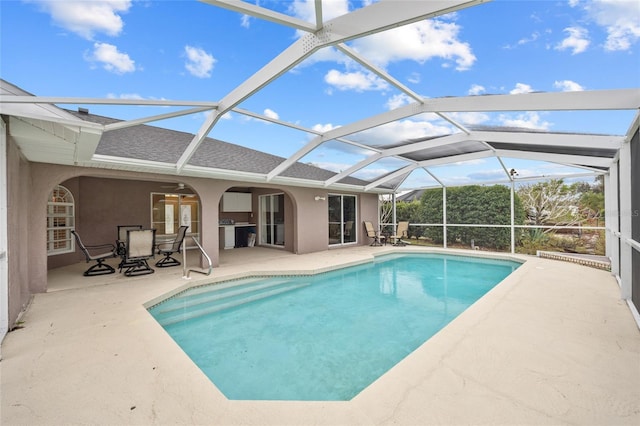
328, 194, 357, 245
151, 193, 200, 242
47, 185, 75, 255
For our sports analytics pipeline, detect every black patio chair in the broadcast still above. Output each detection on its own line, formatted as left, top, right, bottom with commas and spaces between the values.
155, 225, 188, 267
116, 225, 142, 272
71, 230, 117, 276
122, 229, 156, 277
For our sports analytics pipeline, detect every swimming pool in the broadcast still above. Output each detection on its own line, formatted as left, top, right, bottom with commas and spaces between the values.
148, 253, 521, 401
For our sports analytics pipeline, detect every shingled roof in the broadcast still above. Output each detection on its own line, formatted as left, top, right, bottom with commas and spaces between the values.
66, 109, 376, 188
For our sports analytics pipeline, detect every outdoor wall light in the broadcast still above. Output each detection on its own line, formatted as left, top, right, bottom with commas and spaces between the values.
314, 195, 326, 201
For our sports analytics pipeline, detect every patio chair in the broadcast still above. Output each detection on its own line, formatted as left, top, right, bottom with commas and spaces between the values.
155, 225, 188, 267
391, 221, 409, 246
71, 230, 117, 276
122, 229, 156, 276
116, 225, 143, 272
364, 221, 385, 246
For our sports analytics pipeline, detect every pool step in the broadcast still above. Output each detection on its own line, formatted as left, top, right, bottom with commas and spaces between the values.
158, 278, 293, 314
153, 280, 308, 326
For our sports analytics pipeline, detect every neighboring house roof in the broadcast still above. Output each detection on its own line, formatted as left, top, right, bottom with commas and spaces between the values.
397, 190, 426, 202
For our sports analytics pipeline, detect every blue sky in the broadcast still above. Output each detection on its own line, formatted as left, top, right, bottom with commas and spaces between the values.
1, 0, 639, 189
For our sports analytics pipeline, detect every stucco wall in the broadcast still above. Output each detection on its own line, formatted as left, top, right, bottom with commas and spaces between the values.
6, 159, 379, 326
6, 132, 32, 326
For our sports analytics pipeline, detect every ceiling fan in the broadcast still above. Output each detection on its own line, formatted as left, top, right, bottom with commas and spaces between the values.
161, 182, 186, 191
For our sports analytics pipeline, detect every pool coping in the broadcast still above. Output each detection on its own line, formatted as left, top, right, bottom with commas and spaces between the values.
2, 246, 639, 425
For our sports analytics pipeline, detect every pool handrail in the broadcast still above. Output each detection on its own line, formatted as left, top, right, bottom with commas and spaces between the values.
182, 236, 213, 279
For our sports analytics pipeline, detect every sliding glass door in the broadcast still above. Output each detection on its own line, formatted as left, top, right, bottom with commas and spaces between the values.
259, 193, 285, 246
328, 194, 357, 246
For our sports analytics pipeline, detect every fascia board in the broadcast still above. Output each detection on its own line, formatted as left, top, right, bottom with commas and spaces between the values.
75, 127, 104, 163
0, 95, 218, 108
89, 155, 178, 171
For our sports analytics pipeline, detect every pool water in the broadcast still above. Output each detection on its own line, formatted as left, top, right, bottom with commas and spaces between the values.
148, 253, 521, 401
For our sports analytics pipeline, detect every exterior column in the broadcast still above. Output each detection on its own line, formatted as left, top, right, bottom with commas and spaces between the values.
510, 178, 515, 254
619, 139, 632, 299
442, 186, 447, 249
604, 171, 618, 275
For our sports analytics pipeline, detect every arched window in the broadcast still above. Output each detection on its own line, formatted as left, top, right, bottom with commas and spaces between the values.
47, 185, 75, 255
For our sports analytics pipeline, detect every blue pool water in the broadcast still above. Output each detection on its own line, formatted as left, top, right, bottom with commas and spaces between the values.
148, 253, 520, 401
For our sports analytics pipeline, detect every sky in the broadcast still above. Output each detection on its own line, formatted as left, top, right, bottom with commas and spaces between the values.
1, 0, 639, 190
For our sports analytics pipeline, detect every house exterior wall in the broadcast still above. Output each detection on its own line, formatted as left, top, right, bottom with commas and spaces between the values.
4, 158, 379, 327
6, 131, 33, 325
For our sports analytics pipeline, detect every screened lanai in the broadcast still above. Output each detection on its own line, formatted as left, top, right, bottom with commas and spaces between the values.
1, 1, 639, 333
1, 1, 640, 424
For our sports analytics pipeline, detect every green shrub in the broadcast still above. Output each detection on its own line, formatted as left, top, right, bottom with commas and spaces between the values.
395, 185, 525, 250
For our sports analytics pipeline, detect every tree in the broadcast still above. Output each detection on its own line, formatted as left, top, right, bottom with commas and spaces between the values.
517, 179, 577, 226
573, 176, 605, 225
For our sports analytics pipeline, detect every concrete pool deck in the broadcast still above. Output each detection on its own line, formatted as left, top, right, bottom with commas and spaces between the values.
1, 246, 639, 425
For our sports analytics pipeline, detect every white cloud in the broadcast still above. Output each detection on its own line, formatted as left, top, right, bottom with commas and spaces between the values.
448, 112, 490, 125
407, 72, 421, 84
184, 46, 216, 78
385, 93, 414, 110
510, 83, 535, 94
106, 93, 145, 100
324, 69, 389, 92
352, 19, 476, 71
555, 26, 590, 54
30, 0, 131, 40
468, 84, 485, 95
86, 42, 135, 74
553, 80, 585, 91
586, 0, 640, 51
312, 123, 339, 133
263, 108, 279, 120
307, 161, 352, 174
499, 112, 551, 130
289, 0, 350, 24
219, 111, 233, 120
240, 14, 251, 28
504, 31, 541, 49
352, 167, 397, 181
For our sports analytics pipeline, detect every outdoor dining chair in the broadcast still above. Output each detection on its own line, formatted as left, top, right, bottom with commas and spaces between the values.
122, 229, 156, 277
71, 230, 117, 276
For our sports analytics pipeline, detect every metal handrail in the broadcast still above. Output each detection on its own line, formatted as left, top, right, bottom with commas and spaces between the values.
182, 236, 213, 279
